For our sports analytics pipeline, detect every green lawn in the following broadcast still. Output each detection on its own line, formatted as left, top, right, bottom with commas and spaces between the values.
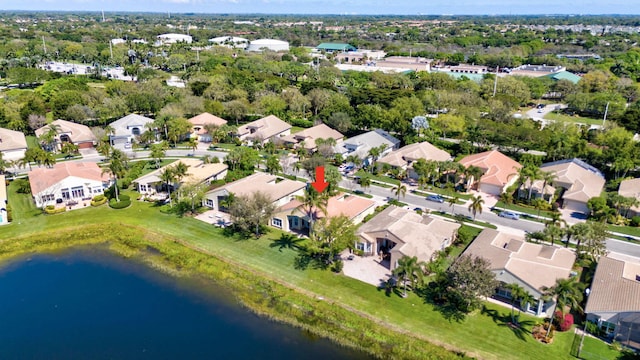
355, 169, 400, 186
607, 224, 640, 238
576, 336, 620, 360
544, 112, 604, 126
0, 182, 584, 360
494, 201, 556, 220
25, 135, 39, 149
412, 189, 468, 203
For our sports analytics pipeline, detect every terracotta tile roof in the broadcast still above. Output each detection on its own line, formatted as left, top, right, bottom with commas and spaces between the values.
378, 141, 451, 168
459, 150, 522, 187
34, 119, 96, 144
281, 124, 343, 150
188, 113, 228, 132
29, 162, 109, 195
285, 192, 377, 221
541, 158, 605, 203
0, 127, 28, 152
619, 178, 640, 213
462, 229, 576, 294
212, 172, 306, 202
585, 254, 640, 313
237, 115, 291, 141
357, 205, 460, 263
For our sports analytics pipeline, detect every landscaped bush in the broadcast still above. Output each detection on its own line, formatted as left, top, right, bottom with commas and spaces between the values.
289, 118, 314, 128
5, 203, 12, 222
554, 311, 574, 332
631, 216, 640, 227
44, 205, 66, 214
91, 195, 108, 207
109, 194, 131, 209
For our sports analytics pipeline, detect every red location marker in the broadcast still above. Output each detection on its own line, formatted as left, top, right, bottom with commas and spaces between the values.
311, 166, 329, 192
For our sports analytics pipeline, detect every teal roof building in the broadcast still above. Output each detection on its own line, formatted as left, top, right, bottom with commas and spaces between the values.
545, 71, 581, 84
316, 43, 357, 52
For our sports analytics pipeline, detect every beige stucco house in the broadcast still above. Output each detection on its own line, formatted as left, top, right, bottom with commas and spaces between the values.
35, 119, 97, 150
355, 205, 461, 270
281, 124, 343, 152
134, 158, 228, 195
0, 127, 28, 161
462, 228, 576, 317
188, 112, 228, 142
377, 141, 452, 179
540, 158, 605, 214
586, 253, 640, 349
237, 115, 291, 145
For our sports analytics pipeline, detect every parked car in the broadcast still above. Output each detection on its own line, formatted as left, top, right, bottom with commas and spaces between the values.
426, 194, 445, 203
498, 211, 520, 220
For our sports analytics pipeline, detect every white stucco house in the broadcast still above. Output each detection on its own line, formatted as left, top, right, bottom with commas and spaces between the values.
108, 114, 155, 146
28, 162, 111, 208
0, 127, 28, 161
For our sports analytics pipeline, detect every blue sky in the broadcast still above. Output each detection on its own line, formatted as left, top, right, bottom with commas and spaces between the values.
5, 0, 640, 15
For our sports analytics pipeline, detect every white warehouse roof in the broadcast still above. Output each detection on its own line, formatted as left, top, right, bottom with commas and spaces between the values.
247, 39, 289, 52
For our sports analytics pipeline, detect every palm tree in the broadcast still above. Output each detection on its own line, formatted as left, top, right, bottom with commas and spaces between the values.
159, 167, 176, 207
392, 183, 407, 201
96, 141, 113, 160
103, 149, 128, 203
464, 165, 484, 191
188, 137, 198, 155
392, 256, 426, 298
499, 191, 514, 210
540, 171, 557, 204
565, 223, 592, 249
359, 175, 372, 192
542, 277, 584, 317
294, 187, 329, 236
172, 161, 190, 184
543, 224, 564, 246
447, 195, 458, 215
468, 195, 485, 220
506, 283, 528, 324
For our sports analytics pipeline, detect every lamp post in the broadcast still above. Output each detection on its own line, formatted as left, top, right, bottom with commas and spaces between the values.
577, 287, 591, 358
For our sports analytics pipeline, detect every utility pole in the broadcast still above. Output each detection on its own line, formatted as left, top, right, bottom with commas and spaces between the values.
492, 66, 499, 97
109, 41, 113, 60
42, 36, 47, 54
102, 10, 105, 22
602, 101, 610, 127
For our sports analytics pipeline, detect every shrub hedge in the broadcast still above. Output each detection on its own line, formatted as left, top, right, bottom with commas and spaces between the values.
91, 195, 108, 207
109, 194, 132, 209
44, 205, 67, 214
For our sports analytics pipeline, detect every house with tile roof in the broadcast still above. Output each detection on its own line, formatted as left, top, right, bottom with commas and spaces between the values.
458, 150, 522, 195
281, 124, 343, 152
188, 113, 228, 142
237, 115, 291, 145
619, 178, 640, 218
273, 192, 377, 234
585, 253, 640, 348
28, 162, 111, 208
108, 114, 155, 146
355, 205, 460, 270
377, 141, 452, 179
540, 158, 605, 214
0, 127, 28, 161
35, 119, 97, 150
462, 228, 576, 316
0, 175, 8, 225
334, 129, 400, 166
134, 158, 228, 195
202, 172, 306, 213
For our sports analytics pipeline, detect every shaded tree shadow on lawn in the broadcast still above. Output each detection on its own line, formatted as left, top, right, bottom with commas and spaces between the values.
480, 305, 533, 341
270, 233, 305, 252
415, 284, 467, 323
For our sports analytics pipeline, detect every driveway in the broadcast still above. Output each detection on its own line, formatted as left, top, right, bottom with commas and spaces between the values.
341, 252, 392, 287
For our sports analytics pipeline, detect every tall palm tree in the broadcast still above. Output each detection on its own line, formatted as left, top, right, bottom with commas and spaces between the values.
565, 223, 592, 250
392, 183, 407, 201
188, 137, 198, 155
294, 187, 328, 236
172, 161, 190, 184
540, 171, 557, 204
542, 277, 584, 317
499, 191, 514, 210
103, 149, 128, 203
159, 167, 176, 207
506, 283, 528, 323
447, 195, 458, 215
464, 165, 484, 191
543, 224, 564, 246
392, 256, 426, 298
468, 195, 485, 220
359, 175, 372, 192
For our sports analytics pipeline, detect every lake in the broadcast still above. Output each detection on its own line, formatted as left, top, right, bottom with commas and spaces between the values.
0, 248, 371, 359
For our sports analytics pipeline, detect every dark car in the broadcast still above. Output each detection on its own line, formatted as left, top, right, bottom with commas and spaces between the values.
426, 194, 445, 203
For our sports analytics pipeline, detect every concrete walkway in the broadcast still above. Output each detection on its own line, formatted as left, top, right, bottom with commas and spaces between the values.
341, 252, 392, 287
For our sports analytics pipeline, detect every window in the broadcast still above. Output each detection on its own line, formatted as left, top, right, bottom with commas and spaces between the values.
272, 218, 283, 228
205, 199, 214, 208
131, 127, 141, 136
71, 186, 85, 198
42, 194, 55, 202
61, 189, 70, 200
139, 184, 147, 192
356, 242, 365, 251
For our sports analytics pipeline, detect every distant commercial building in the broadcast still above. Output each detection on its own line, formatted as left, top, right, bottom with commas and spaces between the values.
209, 36, 249, 49
316, 43, 357, 53
247, 39, 289, 52
509, 64, 566, 77
156, 33, 193, 46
